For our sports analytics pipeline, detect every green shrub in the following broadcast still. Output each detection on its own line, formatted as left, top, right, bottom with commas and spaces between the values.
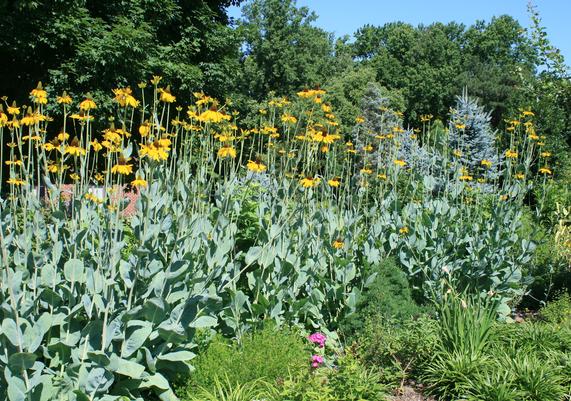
357, 315, 439, 385
339, 257, 431, 337
276, 352, 388, 401
186, 377, 276, 401
178, 324, 309, 397
541, 293, 571, 325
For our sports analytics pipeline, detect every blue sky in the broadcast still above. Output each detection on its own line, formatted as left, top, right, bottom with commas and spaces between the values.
229, 0, 570, 63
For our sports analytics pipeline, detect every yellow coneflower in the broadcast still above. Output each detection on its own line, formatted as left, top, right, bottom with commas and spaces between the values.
91, 139, 103, 152
360, 168, 373, 175
540, 151, 552, 158
481, 159, 492, 168
7, 178, 25, 186
158, 86, 176, 103
327, 178, 341, 187
281, 113, 297, 124
393, 159, 406, 167
85, 193, 104, 204
94, 172, 105, 183
455, 123, 466, 130
111, 157, 133, 175
377, 173, 387, 180
499, 195, 508, 201
139, 121, 151, 137
131, 176, 148, 188
332, 239, 344, 249
5, 160, 23, 167
139, 140, 170, 161
246, 160, 266, 173
362, 145, 374, 152
7, 102, 20, 115
452, 149, 462, 157
79, 96, 97, 111
58, 131, 70, 142
65, 138, 87, 157
515, 173, 525, 180
420, 114, 433, 122
521, 110, 535, 117
505, 150, 518, 159
113, 87, 139, 108
198, 108, 231, 124
70, 173, 80, 181
57, 92, 72, 105
300, 176, 320, 188
539, 167, 552, 175
217, 146, 237, 159
399, 226, 409, 234
459, 175, 473, 181
355, 116, 365, 124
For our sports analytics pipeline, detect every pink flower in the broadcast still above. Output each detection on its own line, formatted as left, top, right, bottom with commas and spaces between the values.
308, 332, 326, 348
311, 354, 324, 368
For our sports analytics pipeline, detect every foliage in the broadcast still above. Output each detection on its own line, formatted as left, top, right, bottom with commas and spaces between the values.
179, 324, 308, 393
540, 293, 571, 326
276, 352, 388, 401
448, 92, 500, 180
184, 377, 275, 401
357, 316, 439, 385
338, 257, 431, 337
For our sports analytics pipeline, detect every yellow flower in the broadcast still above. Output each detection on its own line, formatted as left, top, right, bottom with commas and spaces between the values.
7, 102, 20, 115
521, 110, 535, 117
515, 173, 525, 180
539, 167, 552, 175
139, 121, 151, 137
111, 157, 133, 175
5, 159, 23, 167
218, 146, 237, 159
70, 173, 80, 181
377, 173, 387, 180
246, 160, 266, 173
94, 172, 105, 182
91, 139, 103, 152
452, 149, 462, 157
131, 176, 148, 188
420, 114, 433, 123
362, 145, 373, 152
7, 177, 25, 186
57, 92, 72, 105
328, 177, 341, 187
300, 176, 321, 188
355, 116, 365, 124
198, 108, 231, 124
459, 175, 473, 181
150, 75, 163, 85
332, 239, 344, 249
455, 123, 466, 130
65, 138, 87, 157
281, 113, 297, 124
158, 86, 176, 103
393, 159, 406, 167
140, 140, 170, 161
79, 97, 97, 111
399, 226, 409, 235
505, 149, 518, 159
360, 168, 373, 175
85, 193, 104, 204
30, 82, 47, 101
113, 87, 139, 108
480, 159, 492, 168
540, 151, 551, 158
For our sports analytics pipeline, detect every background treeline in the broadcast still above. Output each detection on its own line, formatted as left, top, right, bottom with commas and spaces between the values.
1, 0, 570, 162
